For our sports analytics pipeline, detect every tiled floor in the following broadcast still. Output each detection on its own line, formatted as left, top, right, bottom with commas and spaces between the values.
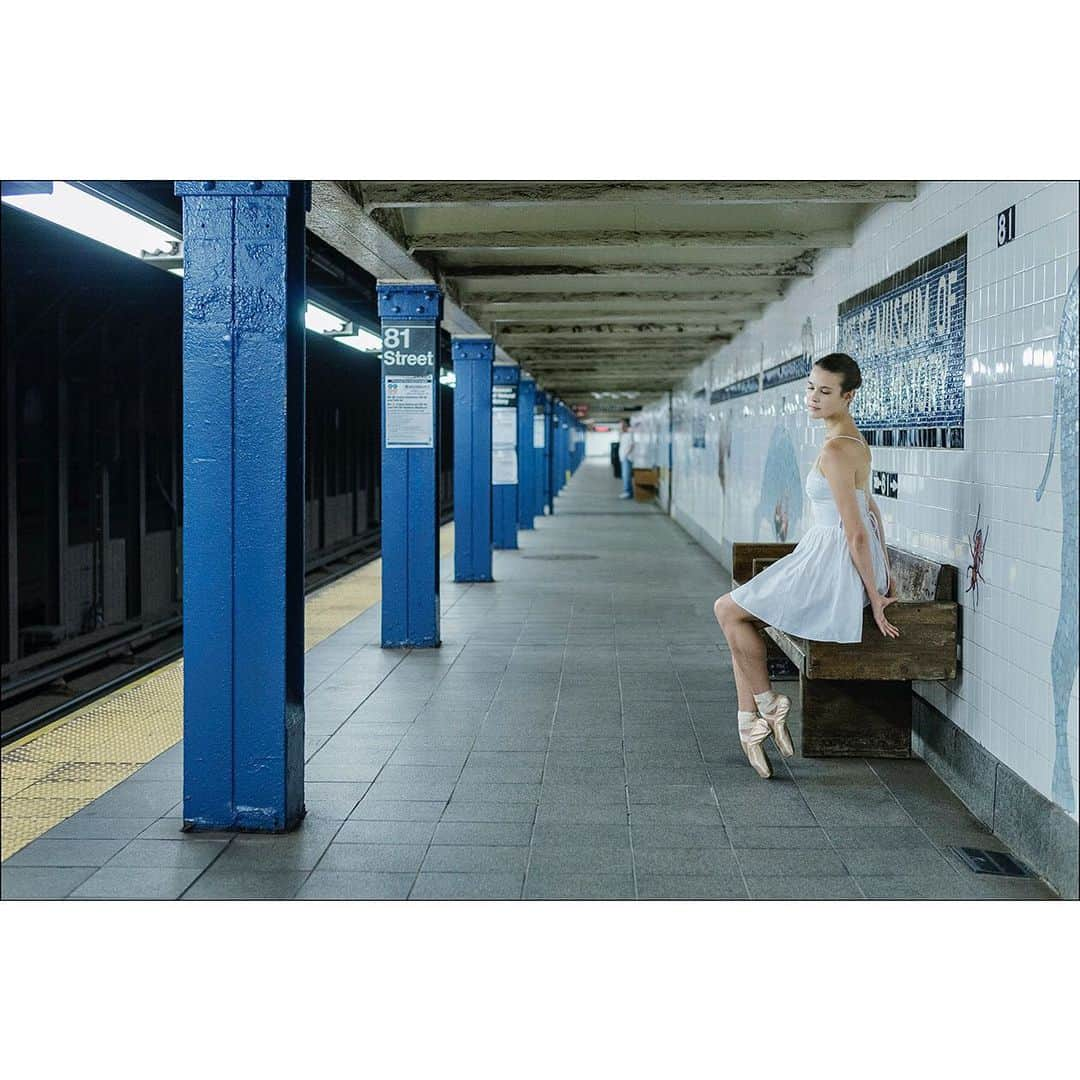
0, 461, 1057, 900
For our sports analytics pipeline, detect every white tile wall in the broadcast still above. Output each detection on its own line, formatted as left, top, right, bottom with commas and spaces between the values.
641, 181, 1080, 819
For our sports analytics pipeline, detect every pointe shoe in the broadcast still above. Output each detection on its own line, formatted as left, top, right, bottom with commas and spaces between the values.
738, 715, 773, 779
759, 693, 794, 758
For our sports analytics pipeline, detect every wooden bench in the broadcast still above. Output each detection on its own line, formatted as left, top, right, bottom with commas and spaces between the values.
731, 542, 959, 757
631, 467, 660, 502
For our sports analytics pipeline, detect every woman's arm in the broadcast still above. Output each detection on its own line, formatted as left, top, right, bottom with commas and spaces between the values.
867, 495, 894, 594
820, 445, 900, 638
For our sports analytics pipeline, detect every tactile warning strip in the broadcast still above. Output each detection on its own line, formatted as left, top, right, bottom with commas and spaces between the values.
1, 524, 454, 861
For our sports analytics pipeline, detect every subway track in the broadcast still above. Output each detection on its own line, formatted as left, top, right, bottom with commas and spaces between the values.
0, 523, 434, 747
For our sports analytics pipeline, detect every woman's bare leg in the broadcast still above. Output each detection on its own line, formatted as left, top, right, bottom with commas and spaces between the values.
713, 595, 771, 710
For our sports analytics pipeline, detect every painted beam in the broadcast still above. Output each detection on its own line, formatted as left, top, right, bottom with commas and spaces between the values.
358, 181, 918, 208
461, 288, 786, 306
175, 180, 307, 833
496, 323, 739, 338
451, 337, 494, 582
445, 259, 815, 279
409, 229, 852, 252
377, 282, 443, 647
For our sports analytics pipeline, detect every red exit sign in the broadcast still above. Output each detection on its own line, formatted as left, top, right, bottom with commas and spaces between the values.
572, 404, 589, 418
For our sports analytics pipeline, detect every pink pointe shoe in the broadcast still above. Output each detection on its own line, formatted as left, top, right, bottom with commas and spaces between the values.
738, 714, 773, 779
759, 693, 794, 758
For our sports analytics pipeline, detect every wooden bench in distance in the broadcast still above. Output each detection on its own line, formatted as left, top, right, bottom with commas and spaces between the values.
731, 542, 958, 757
631, 467, 660, 502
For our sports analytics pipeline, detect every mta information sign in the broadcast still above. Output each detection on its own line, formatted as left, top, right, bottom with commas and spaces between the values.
382, 323, 436, 449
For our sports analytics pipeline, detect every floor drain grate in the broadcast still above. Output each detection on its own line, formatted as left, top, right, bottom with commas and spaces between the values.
520, 554, 600, 561
951, 847, 1033, 877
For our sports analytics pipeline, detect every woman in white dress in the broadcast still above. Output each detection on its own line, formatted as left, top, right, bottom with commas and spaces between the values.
713, 353, 900, 779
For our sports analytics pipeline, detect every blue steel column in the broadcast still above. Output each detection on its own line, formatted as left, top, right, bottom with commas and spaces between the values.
492, 365, 520, 549
377, 283, 442, 647
533, 390, 547, 517
452, 337, 493, 581
517, 376, 537, 529
544, 394, 555, 514
176, 180, 307, 832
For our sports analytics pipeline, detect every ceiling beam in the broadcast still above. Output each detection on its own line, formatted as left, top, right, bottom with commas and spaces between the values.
356, 181, 918, 208
460, 288, 786, 306
445, 258, 815, 279
486, 313, 758, 331
409, 229, 851, 252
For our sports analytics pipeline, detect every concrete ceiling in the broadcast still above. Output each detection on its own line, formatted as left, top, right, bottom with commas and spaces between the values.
308, 181, 916, 413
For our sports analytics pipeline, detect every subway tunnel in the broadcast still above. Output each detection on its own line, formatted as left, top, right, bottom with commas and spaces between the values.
1, 179, 1077, 903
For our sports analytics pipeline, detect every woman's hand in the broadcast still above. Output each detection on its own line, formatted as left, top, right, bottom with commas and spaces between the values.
872, 593, 901, 639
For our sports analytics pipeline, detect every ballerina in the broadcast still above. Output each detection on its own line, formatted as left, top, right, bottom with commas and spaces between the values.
713, 352, 899, 778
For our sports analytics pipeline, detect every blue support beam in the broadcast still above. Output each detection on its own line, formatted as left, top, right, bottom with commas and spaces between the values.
517, 376, 537, 530
492, 365, 520, 549
452, 337, 494, 582
533, 390, 548, 518
175, 180, 307, 832
543, 393, 555, 514
377, 282, 443, 647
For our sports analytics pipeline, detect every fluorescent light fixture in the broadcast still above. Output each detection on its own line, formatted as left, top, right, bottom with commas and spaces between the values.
1, 181, 180, 261
337, 327, 382, 352
305, 302, 349, 335
305, 302, 381, 353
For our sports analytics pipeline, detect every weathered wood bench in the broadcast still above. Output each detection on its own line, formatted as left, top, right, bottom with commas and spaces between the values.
731, 542, 959, 757
631, 467, 660, 502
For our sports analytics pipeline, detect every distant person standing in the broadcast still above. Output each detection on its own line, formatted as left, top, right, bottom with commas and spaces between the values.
617, 419, 635, 499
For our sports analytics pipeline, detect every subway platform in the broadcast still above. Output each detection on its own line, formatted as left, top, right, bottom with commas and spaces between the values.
1, 461, 1057, 900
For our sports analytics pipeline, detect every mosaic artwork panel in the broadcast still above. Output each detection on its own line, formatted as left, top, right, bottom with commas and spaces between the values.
838, 237, 967, 448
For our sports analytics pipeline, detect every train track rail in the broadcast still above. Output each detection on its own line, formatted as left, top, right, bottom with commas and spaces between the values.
0, 527, 407, 747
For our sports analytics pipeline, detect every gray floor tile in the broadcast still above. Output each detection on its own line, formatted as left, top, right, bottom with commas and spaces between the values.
726, 826, 832, 849
69, 866, 206, 899
421, 845, 529, 873
745, 875, 864, 900
105, 838, 229, 870
305, 782, 371, 819
40, 816, 157, 841
633, 847, 739, 875
6, 837, 131, 867
81, 781, 180, 818
453, 781, 542, 803
637, 874, 748, 899
210, 822, 340, 871
410, 872, 525, 900
441, 801, 537, 823
317, 843, 428, 873
825, 826, 938, 849
523, 872, 636, 899
349, 799, 446, 821
432, 821, 533, 846
534, 803, 628, 825
336, 819, 438, 845
839, 848, 959, 876
528, 842, 633, 874
735, 849, 849, 877
631, 824, 729, 848
856, 874, 975, 900
1, 866, 96, 899
297, 871, 414, 900
182, 869, 309, 900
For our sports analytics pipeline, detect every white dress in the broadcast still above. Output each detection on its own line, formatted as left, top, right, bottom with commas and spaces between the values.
729, 435, 890, 643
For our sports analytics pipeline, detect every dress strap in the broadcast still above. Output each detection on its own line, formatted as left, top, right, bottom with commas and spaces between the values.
815, 434, 872, 493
